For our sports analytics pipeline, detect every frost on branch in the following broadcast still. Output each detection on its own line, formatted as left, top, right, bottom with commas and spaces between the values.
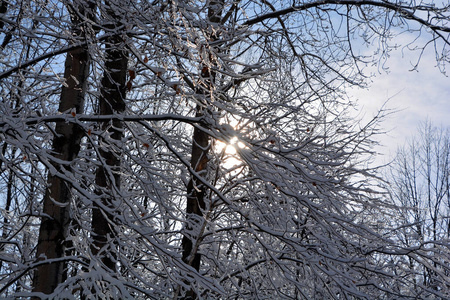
0, 0, 449, 299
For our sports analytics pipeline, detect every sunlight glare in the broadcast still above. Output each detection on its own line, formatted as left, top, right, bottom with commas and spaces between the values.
215, 136, 245, 168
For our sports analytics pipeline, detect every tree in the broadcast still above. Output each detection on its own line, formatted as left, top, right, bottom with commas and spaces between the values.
0, 0, 449, 299
387, 121, 450, 292
31, 0, 95, 296
91, 0, 129, 273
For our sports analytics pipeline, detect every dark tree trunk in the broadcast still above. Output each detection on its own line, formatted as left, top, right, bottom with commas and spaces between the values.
0, 0, 7, 30
180, 2, 223, 299
182, 109, 210, 264
91, 24, 128, 271
32, 2, 92, 295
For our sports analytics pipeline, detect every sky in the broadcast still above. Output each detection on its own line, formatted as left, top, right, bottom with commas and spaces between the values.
348, 37, 450, 167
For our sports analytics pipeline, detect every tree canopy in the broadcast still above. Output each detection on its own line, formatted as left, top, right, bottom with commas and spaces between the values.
0, 0, 449, 298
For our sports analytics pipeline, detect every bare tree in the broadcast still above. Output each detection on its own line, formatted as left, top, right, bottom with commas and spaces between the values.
30, 1, 95, 297
387, 121, 450, 291
90, 0, 129, 273
179, 2, 225, 299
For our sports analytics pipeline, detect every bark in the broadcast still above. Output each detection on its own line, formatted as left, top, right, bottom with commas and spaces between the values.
180, 2, 223, 299
0, 0, 7, 30
91, 24, 128, 271
182, 110, 209, 268
32, 7, 91, 297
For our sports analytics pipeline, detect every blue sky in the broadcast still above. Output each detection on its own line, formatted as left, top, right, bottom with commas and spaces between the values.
349, 37, 450, 166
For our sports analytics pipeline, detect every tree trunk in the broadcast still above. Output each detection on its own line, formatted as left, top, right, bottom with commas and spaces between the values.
0, 0, 7, 30
180, 2, 223, 299
32, 2, 92, 295
91, 21, 128, 271
182, 110, 210, 262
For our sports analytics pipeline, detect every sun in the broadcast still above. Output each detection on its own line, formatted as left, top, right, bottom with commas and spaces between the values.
215, 136, 245, 169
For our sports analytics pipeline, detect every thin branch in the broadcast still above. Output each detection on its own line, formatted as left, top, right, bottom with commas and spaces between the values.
244, 1, 450, 37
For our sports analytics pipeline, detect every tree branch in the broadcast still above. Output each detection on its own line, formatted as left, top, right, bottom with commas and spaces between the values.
0, 114, 204, 129
244, 0, 450, 37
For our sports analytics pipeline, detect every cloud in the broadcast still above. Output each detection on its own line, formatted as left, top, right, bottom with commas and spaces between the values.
348, 35, 450, 165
